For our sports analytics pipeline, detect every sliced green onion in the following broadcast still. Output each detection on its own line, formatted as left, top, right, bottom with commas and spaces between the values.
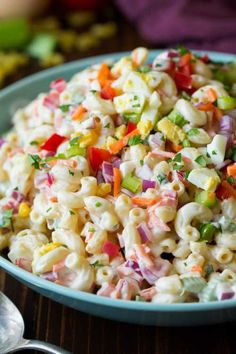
173, 153, 182, 163
123, 112, 140, 124
128, 135, 142, 146
199, 223, 217, 243
183, 139, 191, 147
121, 175, 141, 193
187, 128, 200, 137
195, 191, 217, 208
59, 104, 70, 113
217, 96, 236, 110
167, 110, 187, 128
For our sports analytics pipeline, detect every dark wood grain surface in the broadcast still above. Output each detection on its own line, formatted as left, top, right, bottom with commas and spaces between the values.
1, 10, 236, 354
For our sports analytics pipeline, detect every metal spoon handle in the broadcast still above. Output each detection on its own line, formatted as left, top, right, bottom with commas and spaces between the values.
9, 338, 71, 354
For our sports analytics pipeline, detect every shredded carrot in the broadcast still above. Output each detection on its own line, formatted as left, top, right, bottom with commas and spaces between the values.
97, 63, 111, 87
113, 167, 121, 197
168, 141, 182, 153
213, 106, 223, 120
72, 105, 87, 121
191, 265, 202, 273
109, 128, 140, 155
207, 88, 218, 103
132, 197, 158, 206
50, 196, 58, 202
197, 102, 215, 111
227, 164, 236, 176
179, 52, 192, 67
46, 159, 58, 167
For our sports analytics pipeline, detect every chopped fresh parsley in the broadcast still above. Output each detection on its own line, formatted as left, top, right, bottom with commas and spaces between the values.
176, 44, 189, 56
30, 140, 39, 146
59, 104, 70, 113
29, 154, 42, 169
173, 153, 182, 163
128, 135, 142, 146
187, 128, 200, 137
132, 104, 141, 108
69, 136, 80, 146
173, 164, 184, 170
104, 123, 110, 129
46, 207, 52, 213
95, 202, 102, 207
90, 90, 97, 93
156, 173, 168, 185
69, 210, 75, 215
91, 261, 103, 268
195, 155, 207, 167
206, 152, 211, 158
204, 264, 214, 277
167, 110, 187, 128
69, 170, 75, 176
185, 170, 191, 180
211, 150, 217, 155
89, 227, 95, 232
140, 159, 144, 166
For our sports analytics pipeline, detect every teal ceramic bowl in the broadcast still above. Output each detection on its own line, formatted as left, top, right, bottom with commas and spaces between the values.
1, 50, 236, 326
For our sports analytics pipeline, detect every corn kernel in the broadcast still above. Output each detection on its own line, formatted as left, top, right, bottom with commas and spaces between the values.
115, 125, 126, 139
97, 183, 112, 197
137, 120, 153, 139
18, 203, 31, 218
157, 117, 185, 144
79, 130, 98, 147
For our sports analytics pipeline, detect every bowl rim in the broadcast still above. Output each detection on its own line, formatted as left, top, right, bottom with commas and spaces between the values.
1, 48, 236, 313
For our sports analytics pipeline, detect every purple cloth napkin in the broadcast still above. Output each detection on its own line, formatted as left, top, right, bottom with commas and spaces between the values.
115, 0, 236, 53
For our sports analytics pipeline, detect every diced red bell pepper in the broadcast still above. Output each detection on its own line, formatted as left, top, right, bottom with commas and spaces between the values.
174, 71, 192, 91
216, 181, 236, 200
102, 241, 120, 258
101, 82, 116, 100
88, 147, 111, 171
126, 122, 137, 135
40, 133, 66, 152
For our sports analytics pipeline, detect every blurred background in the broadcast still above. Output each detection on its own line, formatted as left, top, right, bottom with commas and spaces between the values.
0, 0, 235, 88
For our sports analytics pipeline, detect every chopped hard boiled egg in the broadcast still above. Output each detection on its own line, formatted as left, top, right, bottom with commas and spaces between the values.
157, 117, 185, 144
188, 168, 220, 192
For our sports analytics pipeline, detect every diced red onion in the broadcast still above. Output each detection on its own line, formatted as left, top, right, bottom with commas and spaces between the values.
112, 156, 121, 168
125, 260, 142, 277
11, 190, 25, 203
142, 180, 156, 192
168, 50, 179, 58
0, 138, 5, 148
225, 109, 236, 119
136, 164, 153, 180
219, 115, 235, 133
137, 222, 152, 243
102, 161, 114, 183
43, 92, 59, 110
215, 159, 232, 170
139, 259, 171, 285
96, 169, 105, 184
40, 271, 58, 282
47, 173, 54, 186
221, 291, 235, 300
50, 78, 67, 93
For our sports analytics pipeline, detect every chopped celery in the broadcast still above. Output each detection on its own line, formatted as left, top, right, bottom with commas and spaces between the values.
66, 145, 86, 158
182, 277, 206, 294
195, 191, 217, 208
121, 175, 141, 193
217, 96, 236, 110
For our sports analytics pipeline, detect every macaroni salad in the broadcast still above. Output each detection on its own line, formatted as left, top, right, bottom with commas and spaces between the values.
1, 47, 236, 303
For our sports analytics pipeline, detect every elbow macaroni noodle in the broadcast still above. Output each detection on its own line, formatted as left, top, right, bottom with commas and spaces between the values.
1, 47, 236, 303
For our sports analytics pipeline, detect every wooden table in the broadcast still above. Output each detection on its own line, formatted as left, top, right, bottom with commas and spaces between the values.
1, 10, 236, 354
